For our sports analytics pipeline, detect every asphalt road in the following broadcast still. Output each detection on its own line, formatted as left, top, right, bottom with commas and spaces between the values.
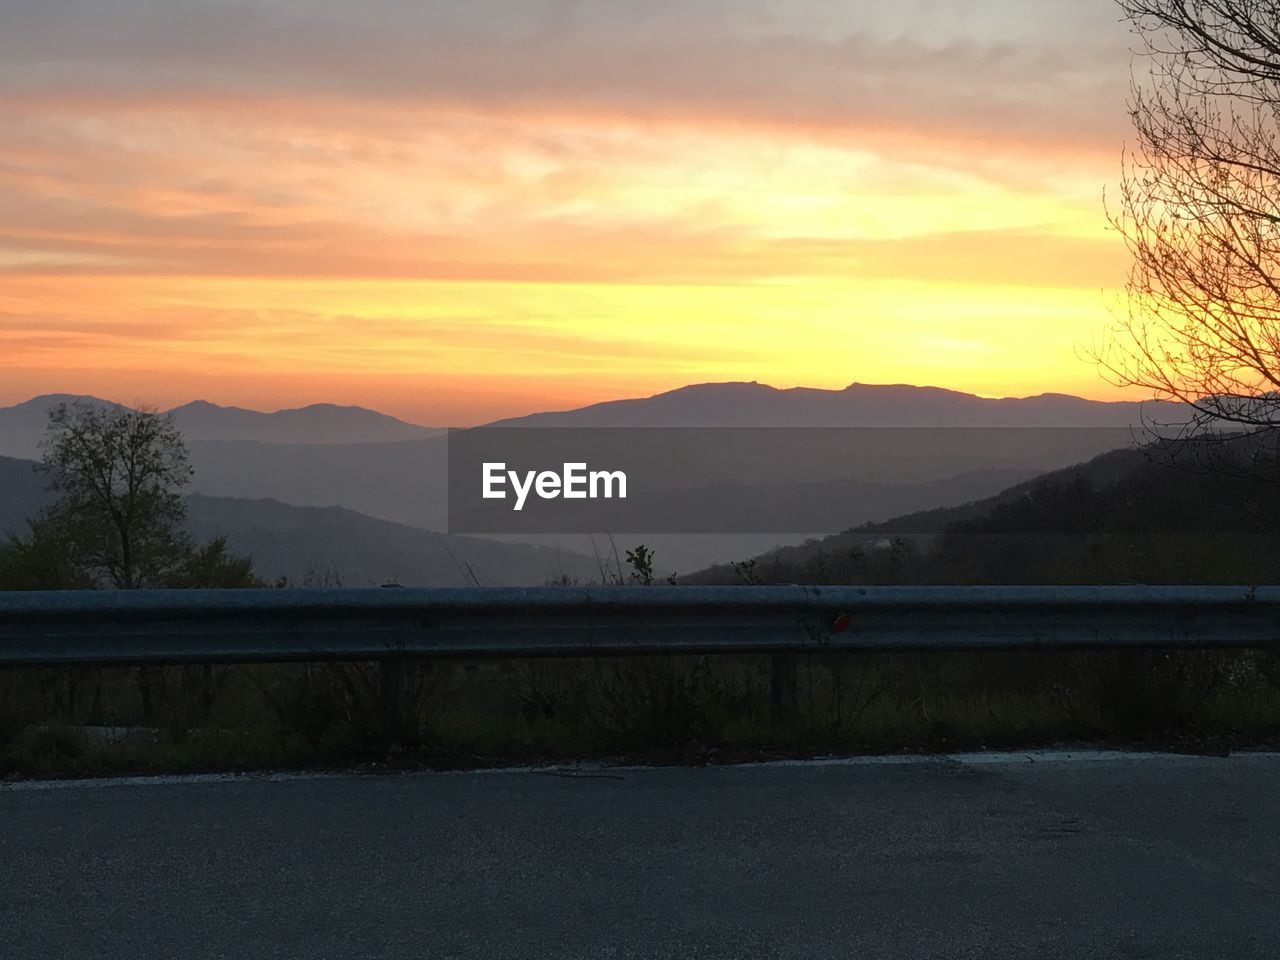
3, 753, 1278, 959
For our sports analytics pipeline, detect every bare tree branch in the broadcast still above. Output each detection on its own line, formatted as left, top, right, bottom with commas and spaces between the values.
1100, 1, 1280, 443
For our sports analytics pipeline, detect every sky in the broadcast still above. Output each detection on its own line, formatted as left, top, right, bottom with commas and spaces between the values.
0, 0, 1139, 424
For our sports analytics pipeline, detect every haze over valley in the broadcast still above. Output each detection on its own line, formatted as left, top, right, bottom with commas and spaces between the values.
0, 381, 1183, 578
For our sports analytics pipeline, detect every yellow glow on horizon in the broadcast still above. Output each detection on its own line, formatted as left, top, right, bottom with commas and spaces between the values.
0, 269, 1130, 424
0, 96, 1135, 422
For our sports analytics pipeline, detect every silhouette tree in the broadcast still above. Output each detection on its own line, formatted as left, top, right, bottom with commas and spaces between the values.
1101, 2, 1280, 439
0, 400, 259, 592
36, 400, 195, 589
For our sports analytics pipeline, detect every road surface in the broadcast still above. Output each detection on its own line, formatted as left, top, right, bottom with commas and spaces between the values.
3, 752, 1278, 959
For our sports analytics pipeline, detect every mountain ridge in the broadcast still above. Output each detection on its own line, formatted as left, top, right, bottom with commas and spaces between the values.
1, 381, 1183, 448
0, 395, 440, 457
487, 380, 1186, 428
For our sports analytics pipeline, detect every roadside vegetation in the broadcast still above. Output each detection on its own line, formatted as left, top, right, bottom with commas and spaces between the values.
4, 646, 1280, 778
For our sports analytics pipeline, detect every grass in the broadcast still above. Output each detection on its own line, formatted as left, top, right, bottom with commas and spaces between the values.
4, 649, 1280, 778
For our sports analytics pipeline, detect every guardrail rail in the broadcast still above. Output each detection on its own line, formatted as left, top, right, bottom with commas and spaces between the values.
1, 585, 1279, 667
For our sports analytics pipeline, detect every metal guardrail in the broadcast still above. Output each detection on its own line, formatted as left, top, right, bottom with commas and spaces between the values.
0, 585, 1279, 667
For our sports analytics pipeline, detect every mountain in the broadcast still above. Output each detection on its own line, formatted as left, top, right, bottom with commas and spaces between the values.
169, 400, 439, 444
183, 436, 448, 530
0, 395, 438, 458
491, 381, 1190, 428
0, 456, 49, 537
0, 395, 110, 460
0, 382, 1195, 456
0, 456, 595, 587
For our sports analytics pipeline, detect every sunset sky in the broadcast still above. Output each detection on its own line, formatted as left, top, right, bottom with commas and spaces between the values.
0, 0, 1137, 424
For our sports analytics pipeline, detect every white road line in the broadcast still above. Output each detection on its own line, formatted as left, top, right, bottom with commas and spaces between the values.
3, 750, 1277, 791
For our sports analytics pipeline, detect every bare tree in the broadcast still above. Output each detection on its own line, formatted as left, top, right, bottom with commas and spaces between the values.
1102, 1, 1280, 439
38, 400, 194, 589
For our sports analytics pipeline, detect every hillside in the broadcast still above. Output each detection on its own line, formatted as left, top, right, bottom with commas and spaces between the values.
184, 436, 448, 531
0, 457, 49, 537
683, 441, 1280, 586
0, 456, 596, 587
184, 495, 596, 587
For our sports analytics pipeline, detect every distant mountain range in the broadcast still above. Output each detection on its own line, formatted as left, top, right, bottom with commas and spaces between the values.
491, 381, 1189, 428
171, 399, 440, 444
0, 395, 439, 458
0, 381, 1186, 455
0, 381, 1196, 572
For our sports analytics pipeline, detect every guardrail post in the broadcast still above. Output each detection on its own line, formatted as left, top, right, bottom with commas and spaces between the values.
770, 653, 798, 723
379, 657, 411, 748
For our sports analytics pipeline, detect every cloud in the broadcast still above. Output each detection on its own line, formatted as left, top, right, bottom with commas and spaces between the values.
0, 68, 1122, 289
0, 0, 1131, 153
0, 180, 1121, 289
